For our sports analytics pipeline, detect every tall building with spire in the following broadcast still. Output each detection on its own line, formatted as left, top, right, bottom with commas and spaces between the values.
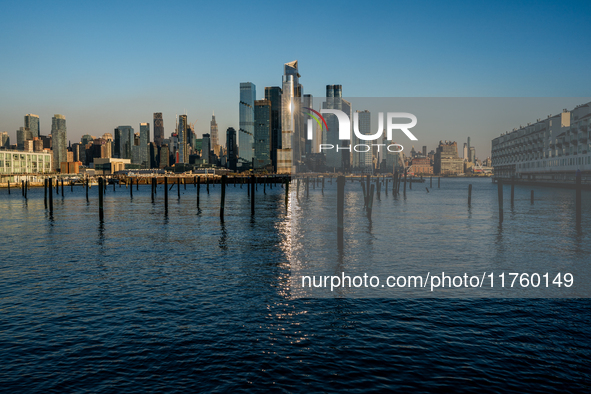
239, 82, 256, 164
51, 114, 67, 172
210, 112, 219, 154
278, 60, 302, 174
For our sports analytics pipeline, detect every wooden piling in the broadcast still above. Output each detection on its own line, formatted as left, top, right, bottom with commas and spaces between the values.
164, 177, 168, 211
7, 180, 9, 194
220, 175, 226, 219
137, 178, 139, 191
306, 177, 309, 198
197, 176, 200, 209
361, 181, 367, 207
70, 181, 73, 192
403, 168, 407, 195
61, 179, 64, 197
151, 178, 155, 202
86, 179, 89, 202
251, 175, 255, 215
177, 178, 181, 199
98, 177, 104, 221
430, 176, 432, 188
44, 179, 48, 208
510, 179, 515, 206
468, 184, 472, 206
130, 179, 133, 198
367, 184, 375, 220
409, 176, 412, 190
285, 178, 289, 206
207, 177, 210, 194
497, 179, 504, 223
48, 178, 53, 213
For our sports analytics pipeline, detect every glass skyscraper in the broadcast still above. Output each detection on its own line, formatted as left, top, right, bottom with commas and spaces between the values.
226, 127, 237, 171
254, 99, 271, 169
323, 85, 344, 170
239, 82, 256, 164
24, 114, 39, 139
115, 126, 134, 160
51, 114, 67, 172
264, 86, 282, 172
140, 123, 150, 168
278, 60, 302, 174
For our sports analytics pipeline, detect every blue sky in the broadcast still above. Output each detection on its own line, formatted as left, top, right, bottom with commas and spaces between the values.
1, 0, 590, 158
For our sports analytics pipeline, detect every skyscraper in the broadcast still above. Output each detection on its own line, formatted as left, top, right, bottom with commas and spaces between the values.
254, 99, 272, 169
154, 113, 164, 147
278, 60, 302, 174
0, 132, 9, 148
24, 114, 39, 139
51, 114, 67, 172
226, 127, 237, 171
178, 114, 187, 164
139, 123, 150, 168
467, 137, 471, 162
114, 126, 134, 159
239, 82, 256, 164
265, 86, 282, 172
17, 127, 31, 150
210, 113, 219, 154
463, 143, 468, 160
202, 133, 211, 165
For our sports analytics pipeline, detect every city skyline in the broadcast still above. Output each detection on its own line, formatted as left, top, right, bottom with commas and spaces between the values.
2, 1, 591, 160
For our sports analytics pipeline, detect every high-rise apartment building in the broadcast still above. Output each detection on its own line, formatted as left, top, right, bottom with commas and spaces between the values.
51, 114, 67, 172
323, 85, 345, 170
354, 110, 373, 173
265, 87, 282, 172
154, 113, 164, 147
24, 114, 40, 139
17, 127, 31, 150
254, 99, 272, 169
239, 82, 256, 164
0, 132, 9, 148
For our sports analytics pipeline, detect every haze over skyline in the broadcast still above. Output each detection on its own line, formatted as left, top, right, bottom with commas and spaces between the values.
1, 0, 590, 159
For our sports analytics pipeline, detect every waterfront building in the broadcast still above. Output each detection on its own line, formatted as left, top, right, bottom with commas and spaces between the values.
254, 99, 272, 169
411, 157, 433, 175
94, 158, 131, 175
226, 127, 237, 171
0, 150, 52, 174
492, 101, 591, 181
264, 86, 282, 171
239, 82, 256, 164
469, 147, 476, 163
154, 113, 164, 147
24, 114, 40, 138
51, 114, 67, 172
434, 141, 464, 175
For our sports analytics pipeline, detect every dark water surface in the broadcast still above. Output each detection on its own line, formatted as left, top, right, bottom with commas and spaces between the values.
1, 179, 590, 392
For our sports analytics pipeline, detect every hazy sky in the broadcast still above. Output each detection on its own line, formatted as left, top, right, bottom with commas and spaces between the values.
1, 0, 590, 159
